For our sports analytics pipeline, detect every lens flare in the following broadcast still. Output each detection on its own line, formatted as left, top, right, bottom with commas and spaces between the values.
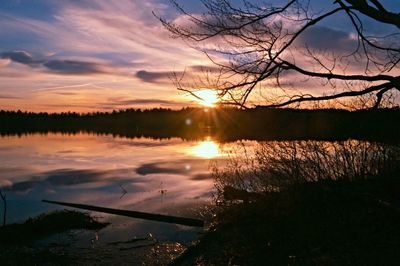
194, 89, 219, 107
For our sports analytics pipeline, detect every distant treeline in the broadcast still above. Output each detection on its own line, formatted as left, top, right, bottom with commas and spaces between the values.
0, 108, 399, 141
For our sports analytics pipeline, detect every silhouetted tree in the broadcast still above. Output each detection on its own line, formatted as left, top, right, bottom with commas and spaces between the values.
159, 0, 400, 109
0, 189, 6, 226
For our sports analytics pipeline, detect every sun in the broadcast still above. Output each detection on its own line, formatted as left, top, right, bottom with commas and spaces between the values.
194, 89, 219, 107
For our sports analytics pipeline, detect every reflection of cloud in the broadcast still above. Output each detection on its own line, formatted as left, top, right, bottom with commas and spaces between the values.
9, 168, 144, 193
0, 179, 12, 188
11, 180, 38, 194
136, 159, 210, 176
45, 169, 107, 186
191, 173, 212, 181
136, 162, 188, 176
100, 137, 183, 148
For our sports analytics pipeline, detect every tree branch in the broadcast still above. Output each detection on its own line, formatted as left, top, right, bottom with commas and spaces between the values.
342, 0, 400, 28
256, 82, 393, 108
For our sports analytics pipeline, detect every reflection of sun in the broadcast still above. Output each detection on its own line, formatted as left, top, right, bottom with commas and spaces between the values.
194, 89, 219, 107
192, 139, 220, 158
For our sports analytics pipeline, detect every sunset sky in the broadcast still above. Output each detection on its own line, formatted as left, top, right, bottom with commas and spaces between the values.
0, 0, 398, 112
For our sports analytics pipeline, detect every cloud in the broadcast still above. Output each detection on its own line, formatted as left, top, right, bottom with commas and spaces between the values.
0, 1, 210, 111
44, 60, 107, 75
135, 66, 217, 84
295, 26, 358, 53
0, 58, 11, 67
51, 91, 79, 96
135, 70, 173, 83
0, 94, 20, 99
1, 49, 118, 75
1, 50, 40, 66
189, 65, 220, 73
110, 98, 180, 106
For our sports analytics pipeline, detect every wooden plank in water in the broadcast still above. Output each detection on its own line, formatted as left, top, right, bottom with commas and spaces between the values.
42, 199, 204, 227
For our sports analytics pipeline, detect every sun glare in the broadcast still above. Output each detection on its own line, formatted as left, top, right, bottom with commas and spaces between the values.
194, 89, 219, 107
192, 139, 220, 158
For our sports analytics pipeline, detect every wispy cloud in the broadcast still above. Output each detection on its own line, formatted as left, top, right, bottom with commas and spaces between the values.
295, 26, 358, 53
0, 0, 212, 111
1, 50, 124, 75
107, 98, 179, 105
0, 94, 20, 99
100, 97, 185, 109
43, 60, 108, 75
1, 50, 40, 66
1, 1, 399, 111
135, 70, 173, 83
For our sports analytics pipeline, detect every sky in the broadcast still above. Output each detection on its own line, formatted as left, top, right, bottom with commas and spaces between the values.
0, 0, 399, 112
0, 0, 211, 112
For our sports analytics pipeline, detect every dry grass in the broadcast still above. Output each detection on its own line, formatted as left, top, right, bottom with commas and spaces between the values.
213, 140, 399, 199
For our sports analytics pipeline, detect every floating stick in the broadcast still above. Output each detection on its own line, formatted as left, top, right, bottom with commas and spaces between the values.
42, 199, 204, 227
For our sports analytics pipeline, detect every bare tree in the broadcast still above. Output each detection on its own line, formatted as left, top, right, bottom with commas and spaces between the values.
0, 189, 6, 226
158, 0, 400, 109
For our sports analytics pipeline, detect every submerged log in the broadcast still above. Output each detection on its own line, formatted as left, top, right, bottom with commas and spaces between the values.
42, 199, 204, 227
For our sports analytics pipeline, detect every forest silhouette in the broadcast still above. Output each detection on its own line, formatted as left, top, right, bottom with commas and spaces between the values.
0, 107, 399, 141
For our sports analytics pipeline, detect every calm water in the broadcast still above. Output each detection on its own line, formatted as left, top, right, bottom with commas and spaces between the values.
0, 133, 251, 245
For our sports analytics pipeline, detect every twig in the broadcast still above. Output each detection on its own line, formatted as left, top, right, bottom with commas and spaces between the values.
0, 190, 6, 226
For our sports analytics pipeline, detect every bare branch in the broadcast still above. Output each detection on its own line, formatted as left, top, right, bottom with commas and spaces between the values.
159, 0, 400, 109
256, 82, 394, 108
341, 0, 400, 28
0, 189, 6, 226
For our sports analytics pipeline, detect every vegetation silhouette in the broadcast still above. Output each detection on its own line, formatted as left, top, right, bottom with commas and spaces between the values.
173, 140, 400, 265
0, 190, 5, 226
0, 107, 399, 142
0, 210, 108, 265
159, 0, 400, 109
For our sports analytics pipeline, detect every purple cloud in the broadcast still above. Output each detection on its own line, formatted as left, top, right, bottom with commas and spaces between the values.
44, 60, 107, 75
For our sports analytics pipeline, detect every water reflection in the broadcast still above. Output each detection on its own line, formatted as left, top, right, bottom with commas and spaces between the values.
0, 132, 259, 251
191, 139, 221, 159
0, 133, 220, 224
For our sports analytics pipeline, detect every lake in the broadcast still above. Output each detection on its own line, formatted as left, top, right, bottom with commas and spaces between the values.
0, 132, 253, 247
1, 131, 398, 265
